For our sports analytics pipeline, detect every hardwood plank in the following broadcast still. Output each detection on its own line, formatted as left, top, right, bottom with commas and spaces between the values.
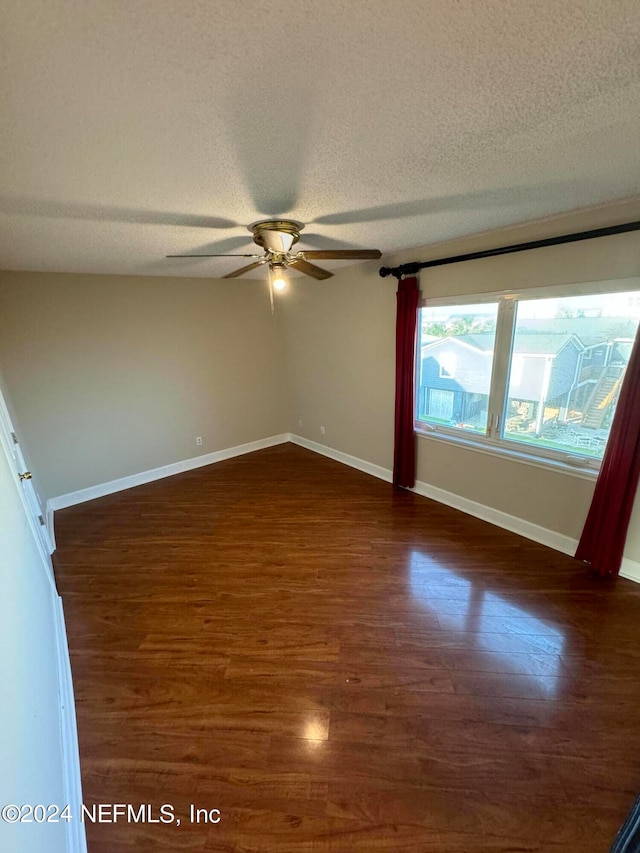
52, 443, 640, 852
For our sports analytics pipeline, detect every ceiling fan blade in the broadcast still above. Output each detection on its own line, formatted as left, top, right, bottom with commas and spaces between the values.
223, 260, 267, 279
289, 258, 333, 280
166, 253, 261, 258
300, 249, 382, 260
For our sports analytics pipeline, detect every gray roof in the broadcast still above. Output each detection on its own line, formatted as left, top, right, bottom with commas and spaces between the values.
424, 318, 636, 357
512, 333, 578, 355
453, 332, 577, 356
516, 317, 637, 347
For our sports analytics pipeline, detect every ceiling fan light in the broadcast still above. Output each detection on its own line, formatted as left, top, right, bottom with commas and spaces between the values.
269, 263, 288, 291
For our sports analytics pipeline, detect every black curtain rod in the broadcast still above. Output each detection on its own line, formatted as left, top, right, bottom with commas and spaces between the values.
378, 219, 640, 279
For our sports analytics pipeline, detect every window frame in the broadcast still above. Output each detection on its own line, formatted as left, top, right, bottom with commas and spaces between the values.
414, 277, 640, 478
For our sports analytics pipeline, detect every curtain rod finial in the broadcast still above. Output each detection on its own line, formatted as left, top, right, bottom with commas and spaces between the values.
379, 263, 421, 279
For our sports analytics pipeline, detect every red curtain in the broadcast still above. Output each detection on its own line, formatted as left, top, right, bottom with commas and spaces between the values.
575, 329, 640, 577
393, 276, 419, 488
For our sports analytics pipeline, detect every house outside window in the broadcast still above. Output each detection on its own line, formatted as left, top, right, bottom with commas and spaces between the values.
417, 302, 498, 434
415, 283, 640, 471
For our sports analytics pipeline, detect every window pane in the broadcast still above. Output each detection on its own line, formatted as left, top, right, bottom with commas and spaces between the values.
502, 291, 640, 459
417, 303, 499, 434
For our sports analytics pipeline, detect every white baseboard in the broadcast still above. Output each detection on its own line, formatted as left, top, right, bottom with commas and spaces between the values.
620, 557, 640, 584
289, 434, 393, 483
53, 593, 87, 853
289, 433, 640, 585
410, 478, 579, 556
47, 433, 290, 512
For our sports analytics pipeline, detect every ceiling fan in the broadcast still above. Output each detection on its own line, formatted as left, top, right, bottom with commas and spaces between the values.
167, 220, 382, 288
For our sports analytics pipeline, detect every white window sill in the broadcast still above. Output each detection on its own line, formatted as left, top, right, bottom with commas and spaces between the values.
415, 426, 599, 482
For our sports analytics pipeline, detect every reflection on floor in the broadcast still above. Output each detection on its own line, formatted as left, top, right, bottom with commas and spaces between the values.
410, 553, 565, 696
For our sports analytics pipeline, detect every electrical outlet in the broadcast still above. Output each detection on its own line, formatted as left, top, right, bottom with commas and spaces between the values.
196, 436, 203, 446
320, 426, 326, 435
298, 419, 303, 428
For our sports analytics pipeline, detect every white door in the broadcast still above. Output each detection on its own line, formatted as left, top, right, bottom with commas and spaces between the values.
429, 388, 455, 421
0, 388, 55, 581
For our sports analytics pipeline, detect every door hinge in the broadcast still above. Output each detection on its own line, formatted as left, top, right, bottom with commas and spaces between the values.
38, 514, 45, 526
11, 431, 18, 444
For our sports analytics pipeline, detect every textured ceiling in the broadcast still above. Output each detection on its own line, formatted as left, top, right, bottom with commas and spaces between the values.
1, 0, 640, 278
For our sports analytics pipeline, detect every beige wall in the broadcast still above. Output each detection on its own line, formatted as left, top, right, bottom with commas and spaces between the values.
280, 199, 640, 564
0, 271, 288, 499
283, 267, 397, 465
1, 200, 639, 565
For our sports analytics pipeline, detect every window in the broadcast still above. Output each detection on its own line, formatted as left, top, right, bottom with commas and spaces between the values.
416, 285, 640, 470
417, 302, 498, 434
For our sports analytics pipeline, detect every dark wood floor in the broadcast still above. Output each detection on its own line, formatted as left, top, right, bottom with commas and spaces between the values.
53, 443, 640, 852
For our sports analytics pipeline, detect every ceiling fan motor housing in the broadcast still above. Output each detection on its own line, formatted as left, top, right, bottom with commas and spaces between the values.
250, 220, 304, 254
